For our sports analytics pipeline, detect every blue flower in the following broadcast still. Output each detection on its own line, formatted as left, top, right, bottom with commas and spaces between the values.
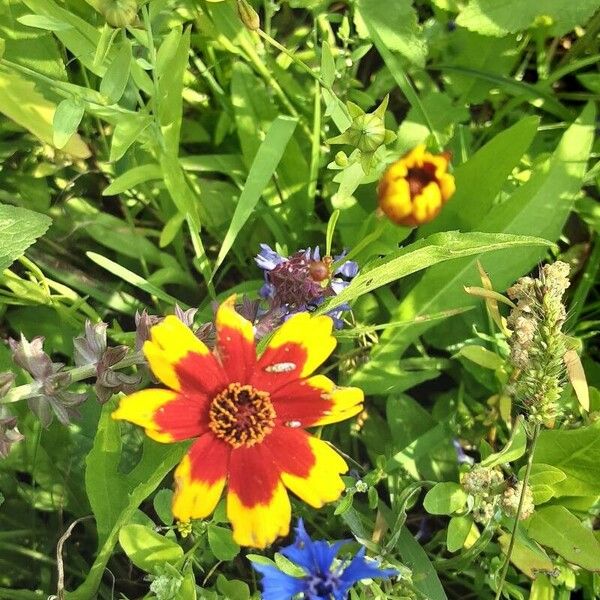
254, 245, 359, 327
252, 519, 396, 600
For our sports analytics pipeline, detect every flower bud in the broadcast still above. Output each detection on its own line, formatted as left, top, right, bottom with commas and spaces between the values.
237, 0, 260, 31
98, 0, 138, 28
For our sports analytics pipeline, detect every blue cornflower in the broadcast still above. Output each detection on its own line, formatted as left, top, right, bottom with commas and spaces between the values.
252, 519, 396, 600
255, 245, 358, 327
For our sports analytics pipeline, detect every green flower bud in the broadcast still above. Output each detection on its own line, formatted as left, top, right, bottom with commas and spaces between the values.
237, 0, 260, 31
347, 112, 386, 153
334, 151, 348, 167
98, 0, 138, 28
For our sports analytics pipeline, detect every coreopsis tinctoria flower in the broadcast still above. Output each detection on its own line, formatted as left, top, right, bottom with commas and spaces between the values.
256, 245, 358, 328
9, 335, 86, 427
377, 145, 456, 227
506, 262, 570, 424
501, 481, 535, 520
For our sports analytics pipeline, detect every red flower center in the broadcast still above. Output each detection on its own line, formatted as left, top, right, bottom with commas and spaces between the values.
406, 164, 436, 198
208, 383, 276, 448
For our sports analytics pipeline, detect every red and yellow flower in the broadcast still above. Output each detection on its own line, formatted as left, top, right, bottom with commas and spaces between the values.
377, 144, 456, 227
112, 299, 363, 548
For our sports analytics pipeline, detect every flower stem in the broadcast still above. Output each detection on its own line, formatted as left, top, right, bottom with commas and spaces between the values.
494, 421, 541, 600
1, 352, 145, 405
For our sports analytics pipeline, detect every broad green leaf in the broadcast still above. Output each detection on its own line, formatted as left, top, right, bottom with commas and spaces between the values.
216, 575, 250, 600
100, 40, 132, 104
207, 524, 241, 561
153, 489, 174, 526
521, 464, 567, 488
456, 345, 504, 370
0, 70, 90, 157
356, 0, 427, 67
53, 98, 85, 149
0, 204, 51, 270
447, 516, 473, 552
533, 420, 600, 497
109, 114, 152, 162
456, 0, 599, 37
119, 524, 183, 572
423, 482, 468, 515
526, 505, 600, 571
102, 164, 162, 196
213, 116, 298, 274
397, 529, 448, 600
480, 418, 527, 468
498, 528, 555, 578
318, 231, 551, 313
16, 14, 73, 31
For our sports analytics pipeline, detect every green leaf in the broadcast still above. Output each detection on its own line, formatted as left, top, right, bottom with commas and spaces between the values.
423, 482, 468, 515
357, 0, 427, 67
207, 524, 241, 561
86, 251, 182, 306
109, 114, 152, 162
480, 418, 527, 468
397, 529, 448, 600
102, 164, 162, 196
318, 231, 551, 313
320, 41, 336, 88
100, 40, 132, 104
52, 98, 85, 149
0, 204, 51, 270
456, 344, 504, 370
498, 528, 555, 578
533, 420, 600, 497
213, 115, 298, 274
447, 515, 473, 552
526, 505, 600, 571
16, 14, 73, 31
216, 575, 250, 600
456, 0, 599, 37
153, 489, 174, 526
119, 524, 183, 572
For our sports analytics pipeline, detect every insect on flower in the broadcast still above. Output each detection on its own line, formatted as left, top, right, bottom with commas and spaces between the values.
377, 144, 456, 227
112, 298, 364, 548
252, 519, 397, 600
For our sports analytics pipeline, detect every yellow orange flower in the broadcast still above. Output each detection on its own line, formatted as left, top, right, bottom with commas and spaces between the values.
377, 144, 456, 227
112, 299, 363, 548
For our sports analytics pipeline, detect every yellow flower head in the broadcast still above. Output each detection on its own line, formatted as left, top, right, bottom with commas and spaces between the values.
377, 144, 456, 227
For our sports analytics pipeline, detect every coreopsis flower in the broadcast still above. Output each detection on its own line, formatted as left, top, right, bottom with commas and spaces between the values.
377, 144, 456, 227
112, 299, 363, 548
252, 519, 396, 600
256, 245, 358, 327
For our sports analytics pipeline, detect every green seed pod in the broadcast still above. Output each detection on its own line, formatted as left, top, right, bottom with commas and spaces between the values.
98, 0, 138, 28
348, 113, 386, 153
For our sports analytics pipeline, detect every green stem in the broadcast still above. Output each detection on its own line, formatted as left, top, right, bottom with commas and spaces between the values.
1, 352, 144, 405
494, 421, 541, 600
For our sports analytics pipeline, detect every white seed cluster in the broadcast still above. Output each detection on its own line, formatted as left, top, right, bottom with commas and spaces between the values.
501, 482, 535, 520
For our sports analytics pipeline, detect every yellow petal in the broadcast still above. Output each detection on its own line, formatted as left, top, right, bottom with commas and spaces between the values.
227, 482, 291, 548
281, 435, 348, 508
